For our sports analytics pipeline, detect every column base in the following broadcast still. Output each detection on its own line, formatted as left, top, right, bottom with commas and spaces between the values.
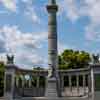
45, 77, 58, 98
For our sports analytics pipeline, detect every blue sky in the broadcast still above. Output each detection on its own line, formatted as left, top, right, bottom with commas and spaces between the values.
0, 0, 100, 69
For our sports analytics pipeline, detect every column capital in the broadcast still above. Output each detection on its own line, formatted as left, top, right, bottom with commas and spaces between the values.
47, 5, 58, 13
47, 0, 58, 13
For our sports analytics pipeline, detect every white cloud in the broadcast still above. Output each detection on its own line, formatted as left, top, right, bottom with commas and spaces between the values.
1, 25, 47, 52
15, 50, 46, 69
0, 0, 40, 23
59, 0, 100, 41
25, 6, 40, 23
58, 42, 75, 54
84, 0, 100, 41
22, 0, 40, 23
85, 23, 100, 41
59, 0, 80, 21
1, 0, 17, 12
0, 25, 47, 68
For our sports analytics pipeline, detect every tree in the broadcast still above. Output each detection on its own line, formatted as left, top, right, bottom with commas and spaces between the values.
58, 56, 69, 69
33, 67, 44, 70
76, 51, 91, 68
58, 49, 91, 70
0, 61, 5, 96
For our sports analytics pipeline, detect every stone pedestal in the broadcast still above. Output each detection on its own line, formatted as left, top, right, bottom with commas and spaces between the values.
45, 77, 58, 98
4, 64, 17, 100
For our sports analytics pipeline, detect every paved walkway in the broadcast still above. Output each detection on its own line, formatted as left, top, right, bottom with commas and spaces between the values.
0, 96, 91, 100
2, 91, 100, 100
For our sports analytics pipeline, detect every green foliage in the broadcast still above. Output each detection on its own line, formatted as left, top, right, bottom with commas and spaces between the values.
33, 67, 44, 70
0, 62, 5, 96
59, 49, 91, 70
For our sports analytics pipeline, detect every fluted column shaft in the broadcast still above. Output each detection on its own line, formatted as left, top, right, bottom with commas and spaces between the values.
47, 1, 58, 77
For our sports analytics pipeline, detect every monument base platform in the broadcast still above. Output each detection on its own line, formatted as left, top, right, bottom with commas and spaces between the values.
13, 96, 89, 100
45, 77, 58, 98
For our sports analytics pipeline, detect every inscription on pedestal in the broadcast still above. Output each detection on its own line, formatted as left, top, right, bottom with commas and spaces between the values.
45, 78, 58, 97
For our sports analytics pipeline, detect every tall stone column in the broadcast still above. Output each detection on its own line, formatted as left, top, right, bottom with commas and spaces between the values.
45, 0, 60, 97
47, 0, 58, 77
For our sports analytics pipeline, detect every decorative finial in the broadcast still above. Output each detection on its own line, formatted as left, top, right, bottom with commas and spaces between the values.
6, 54, 14, 64
92, 54, 100, 64
49, 0, 56, 5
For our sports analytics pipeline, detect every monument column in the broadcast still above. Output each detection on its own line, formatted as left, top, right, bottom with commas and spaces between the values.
47, 0, 58, 77
45, 0, 60, 97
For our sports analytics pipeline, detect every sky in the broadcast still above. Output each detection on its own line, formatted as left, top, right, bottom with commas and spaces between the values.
0, 0, 100, 69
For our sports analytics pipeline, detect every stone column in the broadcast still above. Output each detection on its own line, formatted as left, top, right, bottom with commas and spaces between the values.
76, 75, 79, 96
91, 66, 95, 100
47, 0, 58, 77
15, 76, 19, 88
21, 74, 25, 96
4, 71, 6, 97
36, 76, 40, 88
69, 75, 72, 96
22, 75, 25, 88
28, 75, 32, 88
45, 0, 60, 97
61, 75, 64, 90
88, 74, 91, 97
83, 75, 86, 95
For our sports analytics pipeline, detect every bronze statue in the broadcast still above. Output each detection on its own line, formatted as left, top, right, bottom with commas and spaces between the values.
6, 54, 14, 64
48, 64, 56, 78
92, 54, 99, 64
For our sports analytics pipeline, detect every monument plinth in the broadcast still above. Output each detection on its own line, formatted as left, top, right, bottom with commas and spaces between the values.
4, 55, 16, 100
45, 0, 60, 98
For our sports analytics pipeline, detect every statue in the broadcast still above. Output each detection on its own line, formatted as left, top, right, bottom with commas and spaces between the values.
92, 54, 99, 64
48, 68, 52, 78
6, 54, 14, 64
48, 64, 56, 78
